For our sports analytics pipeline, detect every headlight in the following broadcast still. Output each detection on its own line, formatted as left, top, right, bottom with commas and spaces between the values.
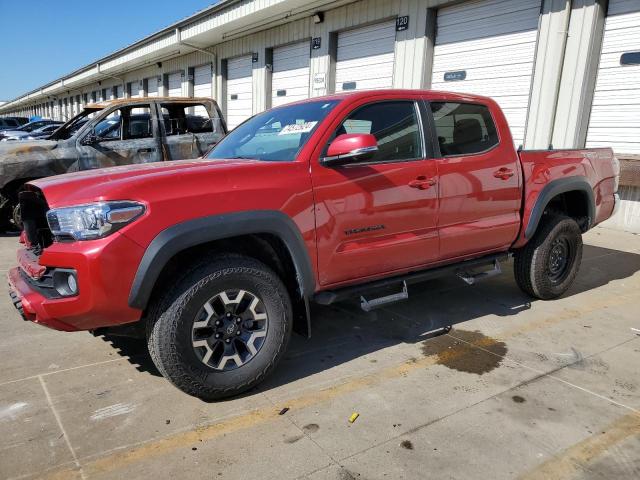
46, 201, 145, 241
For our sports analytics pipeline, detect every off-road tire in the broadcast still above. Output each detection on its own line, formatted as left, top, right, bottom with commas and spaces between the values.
147, 254, 292, 400
514, 215, 583, 300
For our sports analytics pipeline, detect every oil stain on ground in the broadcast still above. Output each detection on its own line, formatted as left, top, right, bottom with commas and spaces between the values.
421, 329, 507, 375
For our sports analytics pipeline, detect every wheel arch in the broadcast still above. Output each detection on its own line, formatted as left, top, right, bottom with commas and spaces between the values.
524, 176, 595, 239
128, 211, 315, 334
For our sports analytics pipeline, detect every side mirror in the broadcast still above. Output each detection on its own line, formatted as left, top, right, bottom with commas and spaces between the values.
320, 133, 378, 167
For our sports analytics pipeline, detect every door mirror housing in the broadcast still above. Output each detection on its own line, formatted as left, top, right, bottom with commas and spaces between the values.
320, 133, 378, 167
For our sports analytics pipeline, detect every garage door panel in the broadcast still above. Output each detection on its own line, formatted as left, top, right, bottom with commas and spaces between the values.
226, 56, 253, 129
437, 1, 539, 44
337, 39, 396, 62
272, 41, 310, 107
432, 0, 540, 147
608, 0, 638, 15
433, 39, 536, 68
586, 0, 640, 153
168, 72, 182, 97
194, 65, 212, 98
335, 21, 396, 93
147, 81, 158, 97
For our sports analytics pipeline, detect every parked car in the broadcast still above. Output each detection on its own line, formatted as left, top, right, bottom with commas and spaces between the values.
0, 123, 63, 142
0, 117, 21, 131
0, 119, 62, 137
8, 90, 619, 400
0, 97, 225, 230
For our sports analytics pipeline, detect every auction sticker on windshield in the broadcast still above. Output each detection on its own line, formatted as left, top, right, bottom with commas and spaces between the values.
278, 121, 317, 135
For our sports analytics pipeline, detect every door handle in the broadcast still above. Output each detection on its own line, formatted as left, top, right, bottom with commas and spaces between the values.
408, 176, 437, 190
493, 168, 514, 180
137, 148, 156, 153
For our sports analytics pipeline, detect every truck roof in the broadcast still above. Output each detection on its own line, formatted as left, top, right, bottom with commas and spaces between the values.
84, 97, 214, 109
295, 88, 494, 104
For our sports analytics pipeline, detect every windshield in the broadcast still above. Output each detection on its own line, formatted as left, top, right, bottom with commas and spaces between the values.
50, 108, 101, 140
207, 100, 340, 162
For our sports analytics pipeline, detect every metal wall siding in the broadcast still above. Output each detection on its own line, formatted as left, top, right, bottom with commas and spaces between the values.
586, 0, 640, 154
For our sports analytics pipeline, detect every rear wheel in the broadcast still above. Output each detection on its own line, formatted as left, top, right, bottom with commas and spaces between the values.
514, 215, 583, 300
147, 254, 292, 400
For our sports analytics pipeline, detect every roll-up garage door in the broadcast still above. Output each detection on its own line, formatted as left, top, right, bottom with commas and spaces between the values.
193, 64, 213, 117
193, 64, 212, 98
335, 20, 396, 92
431, 0, 541, 147
226, 55, 253, 130
147, 78, 158, 97
168, 72, 182, 97
586, 0, 640, 154
272, 41, 310, 107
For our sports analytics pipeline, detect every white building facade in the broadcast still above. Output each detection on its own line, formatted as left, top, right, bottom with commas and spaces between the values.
1, 0, 638, 228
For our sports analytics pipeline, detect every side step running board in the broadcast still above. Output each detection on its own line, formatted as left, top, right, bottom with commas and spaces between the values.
314, 252, 510, 307
456, 259, 502, 285
360, 281, 408, 312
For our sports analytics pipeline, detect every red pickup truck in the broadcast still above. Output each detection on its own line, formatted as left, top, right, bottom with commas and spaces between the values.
8, 90, 619, 400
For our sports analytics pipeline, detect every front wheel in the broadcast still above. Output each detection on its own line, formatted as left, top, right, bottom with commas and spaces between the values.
147, 255, 292, 400
514, 215, 583, 300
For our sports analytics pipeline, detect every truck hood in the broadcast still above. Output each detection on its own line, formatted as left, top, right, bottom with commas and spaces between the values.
0, 140, 58, 162
31, 158, 265, 207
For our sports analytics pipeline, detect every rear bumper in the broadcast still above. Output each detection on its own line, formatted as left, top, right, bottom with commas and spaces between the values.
7, 233, 145, 332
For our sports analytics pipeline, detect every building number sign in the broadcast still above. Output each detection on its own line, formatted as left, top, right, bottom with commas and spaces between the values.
396, 16, 409, 32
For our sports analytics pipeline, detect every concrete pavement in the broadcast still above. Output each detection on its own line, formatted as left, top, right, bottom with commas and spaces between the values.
0, 227, 639, 480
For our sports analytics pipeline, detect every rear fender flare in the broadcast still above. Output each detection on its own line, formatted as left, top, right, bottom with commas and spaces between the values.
524, 176, 595, 239
128, 210, 315, 310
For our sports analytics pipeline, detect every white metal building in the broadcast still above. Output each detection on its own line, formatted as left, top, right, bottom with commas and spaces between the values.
0, 0, 638, 229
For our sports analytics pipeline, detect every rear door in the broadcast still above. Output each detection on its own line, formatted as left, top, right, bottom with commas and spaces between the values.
429, 101, 521, 259
311, 98, 439, 286
159, 101, 225, 160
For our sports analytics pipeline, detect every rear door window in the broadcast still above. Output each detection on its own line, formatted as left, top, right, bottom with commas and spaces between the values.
160, 103, 222, 136
430, 102, 499, 156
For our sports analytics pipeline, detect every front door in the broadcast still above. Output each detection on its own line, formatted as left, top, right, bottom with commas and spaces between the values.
430, 101, 521, 260
311, 99, 439, 287
77, 104, 162, 170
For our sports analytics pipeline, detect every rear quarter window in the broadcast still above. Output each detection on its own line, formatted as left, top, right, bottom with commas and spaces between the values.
430, 102, 499, 156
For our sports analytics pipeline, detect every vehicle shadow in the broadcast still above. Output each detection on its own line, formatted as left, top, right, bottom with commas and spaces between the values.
94, 244, 640, 395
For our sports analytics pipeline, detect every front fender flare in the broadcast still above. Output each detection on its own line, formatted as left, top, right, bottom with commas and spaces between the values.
524, 176, 595, 239
128, 210, 315, 310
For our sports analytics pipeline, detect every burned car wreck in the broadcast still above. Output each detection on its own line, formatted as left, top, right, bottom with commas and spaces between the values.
0, 97, 225, 230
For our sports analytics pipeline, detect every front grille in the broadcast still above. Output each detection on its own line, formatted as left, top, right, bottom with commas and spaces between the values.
19, 187, 53, 253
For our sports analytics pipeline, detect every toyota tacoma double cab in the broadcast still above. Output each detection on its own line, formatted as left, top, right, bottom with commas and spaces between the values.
0, 97, 225, 230
8, 90, 619, 400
